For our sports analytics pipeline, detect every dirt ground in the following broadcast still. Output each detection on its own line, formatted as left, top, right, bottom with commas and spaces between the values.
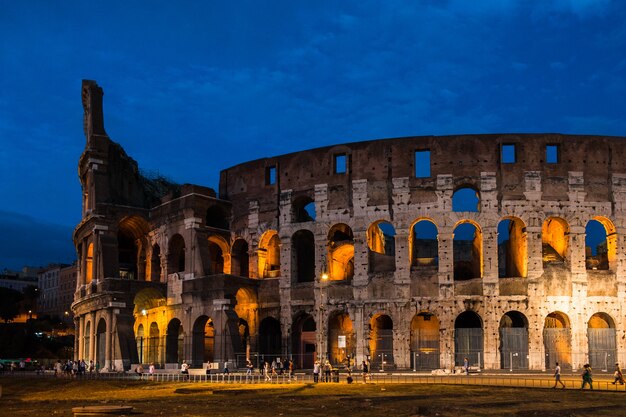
1, 377, 625, 417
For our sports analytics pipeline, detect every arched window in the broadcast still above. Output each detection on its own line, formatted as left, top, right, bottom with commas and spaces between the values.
85, 243, 94, 284
452, 187, 480, 212
208, 236, 228, 274
292, 230, 315, 283
168, 234, 186, 275
586, 217, 616, 271
497, 218, 527, 278
231, 239, 249, 277
328, 224, 354, 281
150, 244, 161, 281
453, 222, 482, 281
542, 217, 569, 264
258, 231, 281, 278
293, 196, 316, 223
410, 219, 438, 268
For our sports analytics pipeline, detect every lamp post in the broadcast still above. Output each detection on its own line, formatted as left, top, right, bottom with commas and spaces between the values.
320, 269, 329, 362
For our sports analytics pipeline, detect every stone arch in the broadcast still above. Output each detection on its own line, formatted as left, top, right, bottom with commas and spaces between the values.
150, 244, 161, 281
208, 235, 229, 274
292, 230, 315, 283
499, 311, 529, 369
452, 186, 480, 212
96, 317, 107, 368
410, 312, 440, 370
454, 311, 483, 367
168, 234, 186, 275
328, 311, 354, 365
118, 216, 150, 280
587, 312, 616, 370
410, 218, 438, 269
192, 315, 215, 367
135, 323, 144, 364
85, 243, 94, 284
542, 217, 569, 264
543, 311, 571, 369
293, 195, 316, 223
259, 317, 281, 358
367, 220, 396, 273
292, 313, 316, 369
147, 322, 160, 366
133, 287, 166, 314
369, 313, 394, 368
586, 216, 616, 271
327, 223, 354, 281
498, 217, 527, 278
258, 230, 281, 278
165, 318, 183, 364
453, 220, 483, 281
206, 205, 229, 230
231, 238, 249, 277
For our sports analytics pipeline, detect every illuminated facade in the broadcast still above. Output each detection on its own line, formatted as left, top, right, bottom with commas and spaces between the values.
73, 80, 626, 372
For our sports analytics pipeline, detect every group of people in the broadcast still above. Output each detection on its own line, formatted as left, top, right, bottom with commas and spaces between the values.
260, 359, 295, 381
54, 359, 98, 377
553, 361, 625, 389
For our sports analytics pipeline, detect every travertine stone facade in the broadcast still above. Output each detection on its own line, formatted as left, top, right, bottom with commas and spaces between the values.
73, 80, 626, 373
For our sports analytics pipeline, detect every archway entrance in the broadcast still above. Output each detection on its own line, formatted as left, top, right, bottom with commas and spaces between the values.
410, 312, 440, 370
292, 314, 316, 369
166, 318, 183, 364
588, 313, 616, 370
192, 316, 214, 367
96, 318, 106, 367
499, 311, 529, 370
454, 311, 483, 367
543, 312, 571, 369
259, 317, 282, 362
328, 312, 354, 366
369, 314, 394, 369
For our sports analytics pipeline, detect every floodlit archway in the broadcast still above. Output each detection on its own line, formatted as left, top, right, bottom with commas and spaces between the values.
328, 312, 354, 365
85, 243, 94, 284
135, 324, 144, 364
328, 224, 354, 281
543, 312, 571, 369
231, 239, 249, 277
454, 311, 483, 367
258, 230, 281, 278
292, 230, 315, 283
586, 217, 616, 271
165, 318, 183, 364
410, 312, 440, 370
499, 311, 529, 370
292, 313, 316, 369
542, 217, 569, 264
192, 315, 215, 367
118, 216, 150, 280
84, 321, 91, 361
208, 235, 229, 274
147, 322, 160, 365
498, 218, 527, 278
588, 312, 616, 370
367, 221, 396, 272
96, 318, 106, 368
369, 314, 394, 368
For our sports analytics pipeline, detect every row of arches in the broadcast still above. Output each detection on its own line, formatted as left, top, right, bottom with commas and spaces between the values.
118, 310, 616, 371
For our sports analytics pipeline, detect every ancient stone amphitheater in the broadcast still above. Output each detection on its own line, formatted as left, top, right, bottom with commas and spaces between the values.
72, 80, 626, 373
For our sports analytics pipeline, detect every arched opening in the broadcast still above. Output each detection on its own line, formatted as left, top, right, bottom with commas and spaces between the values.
542, 217, 569, 264
543, 312, 571, 369
168, 234, 186, 275
454, 311, 483, 367
258, 231, 281, 278
328, 312, 354, 366
84, 321, 91, 361
96, 318, 106, 368
150, 244, 161, 282
293, 196, 316, 223
369, 314, 394, 368
208, 235, 228, 274
328, 224, 354, 281
292, 314, 316, 369
588, 312, 616, 370
586, 217, 616, 271
452, 187, 480, 212
231, 239, 249, 277
147, 322, 160, 366
135, 324, 144, 364
118, 216, 149, 280
85, 243, 94, 284
499, 311, 529, 369
292, 230, 315, 283
259, 317, 282, 359
498, 218, 527, 278
453, 222, 482, 281
192, 316, 214, 367
410, 219, 438, 269
410, 312, 440, 370
165, 318, 183, 364
206, 205, 229, 230
367, 221, 396, 273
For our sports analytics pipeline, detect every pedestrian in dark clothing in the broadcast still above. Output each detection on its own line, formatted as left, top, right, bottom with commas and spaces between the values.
581, 364, 593, 390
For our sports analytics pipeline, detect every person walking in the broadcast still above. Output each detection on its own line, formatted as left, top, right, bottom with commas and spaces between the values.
581, 364, 593, 390
288, 359, 295, 381
552, 362, 565, 389
362, 360, 369, 383
263, 361, 271, 382
313, 360, 320, 383
246, 360, 253, 377
463, 357, 469, 375
612, 363, 625, 385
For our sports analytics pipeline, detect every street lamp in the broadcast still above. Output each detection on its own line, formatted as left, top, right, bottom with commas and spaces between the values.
320, 266, 329, 362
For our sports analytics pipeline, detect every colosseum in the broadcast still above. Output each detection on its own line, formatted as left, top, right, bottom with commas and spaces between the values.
72, 80, 626, 373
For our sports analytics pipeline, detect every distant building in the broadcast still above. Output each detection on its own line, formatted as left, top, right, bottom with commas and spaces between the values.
0, 267, 40, 292
38, 264, 75, 321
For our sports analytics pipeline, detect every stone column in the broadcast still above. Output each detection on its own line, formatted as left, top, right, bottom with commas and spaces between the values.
525, 225, 544, 280
570, 226, 587, 299
79, 315, 85, 360
104, 308, 114, 370
437, 231, 454, 298
90, 311, 97, 362
394, 231, 410, 285
74, 317, 80, 361
354, 304, 366, 365
482, 226, 499, 297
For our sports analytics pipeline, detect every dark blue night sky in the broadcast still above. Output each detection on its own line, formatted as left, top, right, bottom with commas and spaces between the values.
1, 1, 624, 269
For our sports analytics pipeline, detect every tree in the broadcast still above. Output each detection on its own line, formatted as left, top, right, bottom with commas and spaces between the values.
0, 287, 23, 322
